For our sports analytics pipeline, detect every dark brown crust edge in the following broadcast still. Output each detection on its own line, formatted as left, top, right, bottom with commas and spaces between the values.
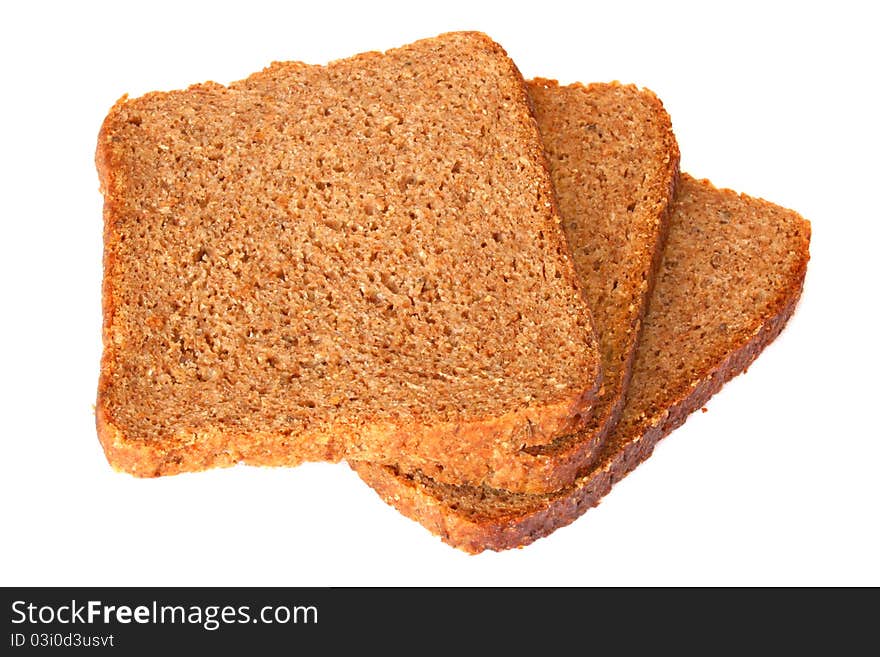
94, 32, 602, 481
352, 249, 808, 553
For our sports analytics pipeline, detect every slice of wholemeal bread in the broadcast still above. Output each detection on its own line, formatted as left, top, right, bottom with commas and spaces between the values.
353, 174, 811, 552
361, 80, 680, 492
95, 32, 602, 480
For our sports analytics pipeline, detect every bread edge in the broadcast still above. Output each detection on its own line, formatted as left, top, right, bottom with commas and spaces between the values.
351, 183, 811, 552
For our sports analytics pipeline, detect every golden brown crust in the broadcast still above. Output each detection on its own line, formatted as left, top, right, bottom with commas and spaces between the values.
95, 32, 602, 481
353, 175, 812, 552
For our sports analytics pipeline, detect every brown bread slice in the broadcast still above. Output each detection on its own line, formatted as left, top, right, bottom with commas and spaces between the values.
353, 174, 811, 552
382, 80, 680, 492
95, 32, 602, 480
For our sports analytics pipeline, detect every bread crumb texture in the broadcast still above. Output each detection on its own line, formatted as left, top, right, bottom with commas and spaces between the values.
96, 33, 601, 479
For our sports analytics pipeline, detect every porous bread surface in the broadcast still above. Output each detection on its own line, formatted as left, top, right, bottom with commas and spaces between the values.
528, 81, 679, 457
353, 174, 811, 552
385, 80, 679, 491
96, 32, 601, 478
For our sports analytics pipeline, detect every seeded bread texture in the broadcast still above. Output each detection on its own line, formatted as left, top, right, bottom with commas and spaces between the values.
96, 32, 601, 479
353, 174, 811, 552
384, 80, 679, 492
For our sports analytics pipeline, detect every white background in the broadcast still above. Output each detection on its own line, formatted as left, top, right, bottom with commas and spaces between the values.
1, 0, 878, 586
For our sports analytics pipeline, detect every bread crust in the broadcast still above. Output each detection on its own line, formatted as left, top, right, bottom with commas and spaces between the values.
353, 175, 811, 552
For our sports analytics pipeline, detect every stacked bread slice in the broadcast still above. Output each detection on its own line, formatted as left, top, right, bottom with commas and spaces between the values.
353, 171, 810, 551
351, 79, 811, 551
96, 32, 603, 486
96, 31, 810, 551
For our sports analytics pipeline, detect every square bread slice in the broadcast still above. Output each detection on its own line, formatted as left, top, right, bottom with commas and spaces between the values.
353, 174, 811, 552
95, 32, 601, 480
368, 81, 680, 492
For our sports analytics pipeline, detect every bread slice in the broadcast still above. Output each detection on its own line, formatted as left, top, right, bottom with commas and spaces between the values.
362, 80, 680, 492
95, 32, 602, 480
526, 83, 678, 485
353, 174, 811, 552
